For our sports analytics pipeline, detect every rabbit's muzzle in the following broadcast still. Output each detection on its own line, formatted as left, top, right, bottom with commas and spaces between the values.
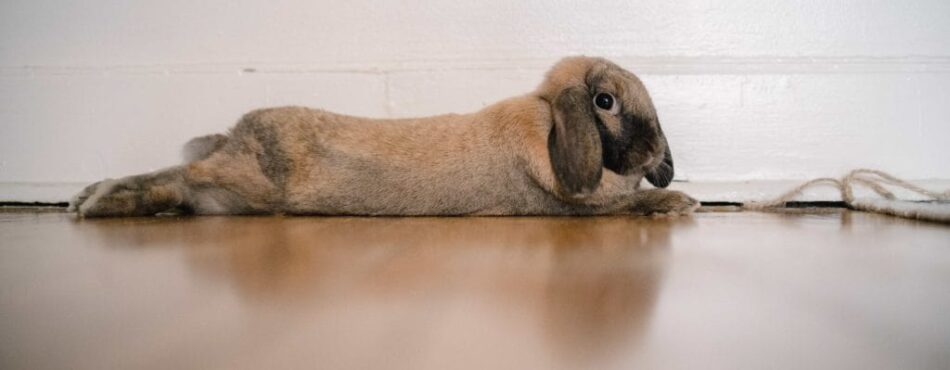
599, 113, 665, 176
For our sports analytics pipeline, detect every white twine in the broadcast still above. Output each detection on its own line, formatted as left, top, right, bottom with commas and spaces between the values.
743, 169, 950, 224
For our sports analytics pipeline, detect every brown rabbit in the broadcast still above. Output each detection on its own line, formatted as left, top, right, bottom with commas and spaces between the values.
70, 56, 698, 217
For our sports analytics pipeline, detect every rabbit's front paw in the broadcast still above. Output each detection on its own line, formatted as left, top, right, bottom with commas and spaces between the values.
69, 179, 123, 216
631, 189, 700, 217
69, 179, 109, 212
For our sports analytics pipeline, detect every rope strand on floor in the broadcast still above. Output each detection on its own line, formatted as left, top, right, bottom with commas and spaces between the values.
743, 169, 950, 223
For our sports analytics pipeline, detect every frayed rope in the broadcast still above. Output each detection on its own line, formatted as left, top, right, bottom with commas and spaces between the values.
743, 169, 950, 224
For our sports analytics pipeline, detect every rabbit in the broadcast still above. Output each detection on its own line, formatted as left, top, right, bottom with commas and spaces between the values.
69, 56, 699, 217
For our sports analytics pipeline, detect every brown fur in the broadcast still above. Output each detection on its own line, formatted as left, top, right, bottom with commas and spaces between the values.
70, 56, 698, 217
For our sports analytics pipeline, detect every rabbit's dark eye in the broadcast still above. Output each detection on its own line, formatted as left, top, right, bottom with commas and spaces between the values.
594, 93, 614, 111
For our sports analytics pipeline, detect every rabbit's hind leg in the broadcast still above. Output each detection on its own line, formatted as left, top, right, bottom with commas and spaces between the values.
70, 167, 189, 217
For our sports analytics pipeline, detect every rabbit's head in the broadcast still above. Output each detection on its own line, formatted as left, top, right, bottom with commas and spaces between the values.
538, 56, 674, 196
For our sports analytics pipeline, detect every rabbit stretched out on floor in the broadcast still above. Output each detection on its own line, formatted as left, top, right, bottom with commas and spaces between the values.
70, 56, 698, 217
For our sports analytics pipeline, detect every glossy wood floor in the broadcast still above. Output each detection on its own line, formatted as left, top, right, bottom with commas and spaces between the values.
0, 209, 948, 370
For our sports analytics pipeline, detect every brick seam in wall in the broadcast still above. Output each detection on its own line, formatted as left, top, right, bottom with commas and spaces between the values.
3, 56, 950, 77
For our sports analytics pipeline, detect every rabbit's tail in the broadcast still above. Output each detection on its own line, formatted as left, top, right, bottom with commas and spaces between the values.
182, 134, 229, 163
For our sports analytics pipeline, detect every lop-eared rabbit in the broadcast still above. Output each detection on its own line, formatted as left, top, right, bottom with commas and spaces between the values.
70, 56, 698, 217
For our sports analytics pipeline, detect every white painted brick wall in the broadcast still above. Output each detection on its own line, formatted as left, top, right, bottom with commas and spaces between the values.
1, 0, 948, 202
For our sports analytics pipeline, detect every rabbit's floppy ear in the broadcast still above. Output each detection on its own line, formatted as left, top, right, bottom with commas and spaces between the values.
645, 125, 674, 188
548, 86, 603, 195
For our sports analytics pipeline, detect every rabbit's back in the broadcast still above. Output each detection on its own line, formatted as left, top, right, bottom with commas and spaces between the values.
189, 104, 553, 215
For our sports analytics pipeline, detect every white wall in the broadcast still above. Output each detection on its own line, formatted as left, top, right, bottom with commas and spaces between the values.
2, 0, 949, 202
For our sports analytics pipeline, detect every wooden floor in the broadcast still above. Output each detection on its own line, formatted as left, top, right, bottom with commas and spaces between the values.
0, 209, 947, 370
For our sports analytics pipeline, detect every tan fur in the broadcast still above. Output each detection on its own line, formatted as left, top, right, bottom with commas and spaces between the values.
70, 56, 698, 217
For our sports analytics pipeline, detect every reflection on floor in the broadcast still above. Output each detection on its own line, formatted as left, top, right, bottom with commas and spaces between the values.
0, 209, 947, 370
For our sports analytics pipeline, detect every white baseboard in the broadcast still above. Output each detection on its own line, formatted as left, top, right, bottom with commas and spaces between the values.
0, 183, 87, 204
2, 180, 948, 205
667, 180, 950, 203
